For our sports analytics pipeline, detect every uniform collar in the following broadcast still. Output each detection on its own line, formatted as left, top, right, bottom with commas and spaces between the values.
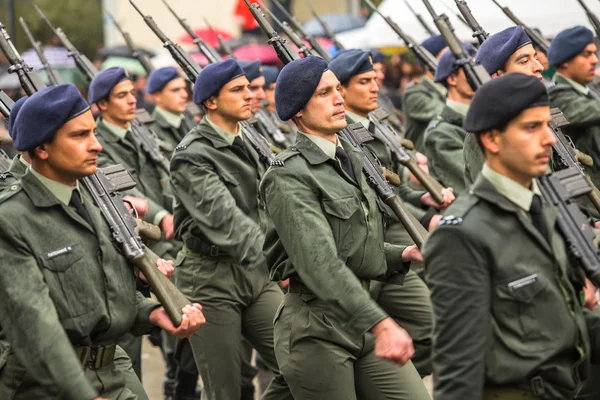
345, 110, 371, 131
554, 72, 590, 96
27, 168, 82, 206
204, 115, 239, 146
297, 131, 343, 161
481, 163, 541, 212
445, 98, 470, 117
101, 118, 130, 140
153, 106, 184, 129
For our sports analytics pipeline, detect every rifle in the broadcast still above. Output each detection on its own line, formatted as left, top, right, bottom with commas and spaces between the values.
19, 17, 63, 86
0, 22, 47, 94
34, 4, 98, 83
246, 0, 428, 247
258, 2, 313, 58
0, 91, 14, 122
0, 149, 10, 172
269, 0, 331, 60
403, 0, 436, 36
255, 108, 291, 147
453, 0, 488, 45
160, 0, 221, 64
203, 17, 234, 58
131, 0, 202, 83
576, 0, 600, 39
422, 0, 490, 91
105, 10, 155, 75
489, 0, 550, 54
304, 0, 345, 50
370, 107, 445, 204
364, 0, 438, 74
537, 168, 600, 287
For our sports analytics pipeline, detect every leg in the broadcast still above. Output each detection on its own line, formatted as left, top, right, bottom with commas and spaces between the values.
112, 345, 149, 400
372, 270, 433, 376
174, 338, 201, 400
240, 338, 257, 400
118, 333, 143, 380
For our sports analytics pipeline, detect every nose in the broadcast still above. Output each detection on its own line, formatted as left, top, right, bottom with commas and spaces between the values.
244, 87, 253, 101
333, 90, 344, 106
127, 93, 137, 104
532, 58, 544, 74
592, 53, 599, 67
89, 132, 103, 153
255, 87, 266, 101
543, 126, 557, 146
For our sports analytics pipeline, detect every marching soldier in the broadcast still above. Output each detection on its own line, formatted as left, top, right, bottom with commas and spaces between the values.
464, 26, 543, 186
424, 73, 600, 399
146, 67, 196, 154
0, 83, 204, 400
423, 45, 476, 196
169, 58, 292, 400
261, 55, 431, 399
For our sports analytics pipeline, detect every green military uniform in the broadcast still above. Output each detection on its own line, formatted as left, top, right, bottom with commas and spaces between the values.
0, 154, 27, 191
149, 107, 196, 155
402, 76, 447, 153
423, 101, 469, 196
169, 116, 291, 400
261, 132, 430, 399
254, 111, 292, 149
0, 169, 159, 399
423, 165, 600, 399
463, 132, 484, 187
548, 73, 600, 188
346, 111, 433, 376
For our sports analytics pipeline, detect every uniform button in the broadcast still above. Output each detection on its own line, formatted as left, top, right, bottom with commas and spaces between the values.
10, 185, 17, 191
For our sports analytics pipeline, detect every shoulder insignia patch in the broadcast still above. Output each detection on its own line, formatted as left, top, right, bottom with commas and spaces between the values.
426, 119, 442, 132
175, 144, 188, 152
545, 81, 556, 89
438, 214, 463, 226
270, 159, 285, 167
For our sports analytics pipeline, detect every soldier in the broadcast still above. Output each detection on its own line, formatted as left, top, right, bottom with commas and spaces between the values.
263, 65, 296, 142
169, 59, 292, 400
146, 67, 196, 154
423, 45, 476, 196
464, 26, 543, 186
0, 83, 204, 400
547, 26, 600, 188
423, 73, 600, 399
329, 49, 457, 376
403, 35, 448, 152
261, 55, 431, 399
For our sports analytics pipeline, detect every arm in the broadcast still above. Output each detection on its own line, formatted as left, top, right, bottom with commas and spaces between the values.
170, 157, 264, 264
129, 291, 161, 337
549, 86, 600, 128
261, 167, 389, 338
403, 90, 443, 122
0, 218, 98, 400
423, 225, 490, 399
425, 125, 467, 195
463, 132, 484, 187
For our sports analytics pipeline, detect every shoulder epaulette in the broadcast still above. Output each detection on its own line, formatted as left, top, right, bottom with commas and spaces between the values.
175, 144, 188, 152
425, 115, 443, 132
271, 146, 301, 165
0, 181, 22, 203
436, 195, 480, 227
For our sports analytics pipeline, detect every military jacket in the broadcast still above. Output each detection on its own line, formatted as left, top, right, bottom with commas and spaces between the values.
0, 155, 26, 191
170, 117, 267, 265
260, 133, 409, 340
0, 170, 158, 399
149, 108, 196, 155
423, 175, 600, 399
463, 132, 484, 188
424, 105, 468, 195
95, 118, 171, 224
549, 74, 600, 188
402, 77, 446, 153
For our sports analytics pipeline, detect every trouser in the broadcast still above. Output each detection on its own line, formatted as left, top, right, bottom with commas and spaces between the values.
119, 333, 143, 380
274, 291, 431, 400
174, 250, 292, 400
370, 270, 433, 377
113, 345, 149, 400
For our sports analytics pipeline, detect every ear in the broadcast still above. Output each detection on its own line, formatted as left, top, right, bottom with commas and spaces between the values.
479, 130, 502, 155
492, 70, 502, 78
204, 96, 218, 111
446, 72, 459, 87
32, 144, 49, 161
97, 99, 108, 113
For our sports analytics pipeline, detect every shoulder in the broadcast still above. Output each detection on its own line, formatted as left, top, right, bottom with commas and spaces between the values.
432, 194, 481, 230
170, 127, 209, 158
425, 113, 445, 133
0, 180, 27, 215
547, 82, 576, 98
261, 147, 309, 189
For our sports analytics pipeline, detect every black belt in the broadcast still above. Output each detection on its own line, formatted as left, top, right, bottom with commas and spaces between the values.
184, 238, 222, 257
73, 343, 116, 370
288, 278, 370, 294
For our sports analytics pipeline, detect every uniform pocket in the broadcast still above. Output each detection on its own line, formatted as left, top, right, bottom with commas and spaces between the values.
322, 195, 360, 255
221, 171, 240, 187
322, 195, 360, 219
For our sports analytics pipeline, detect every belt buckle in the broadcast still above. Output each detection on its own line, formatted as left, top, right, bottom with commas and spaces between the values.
210, 245, 219, 257
531, 376, 545, 396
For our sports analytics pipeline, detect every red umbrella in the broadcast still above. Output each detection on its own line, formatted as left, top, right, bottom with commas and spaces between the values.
178, 28, 234, 49
232, 44, 280, 66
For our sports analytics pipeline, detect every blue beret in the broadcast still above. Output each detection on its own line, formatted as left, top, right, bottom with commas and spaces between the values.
434, 44, 477, 83
548, 26, 595, 66
88, 67, 130, 104
421, 35, 447, 58
476, 26, 532, 74
275, 56, 329, 121
262, 66, 280, 87
146, 67, 180, 94
193, 58, 245, 105
238, 60, 263, 82
13, 84, 91, 151
370, 50, 385, 63
329, 49, 374, 83
464, 73, 549, 133
8, 96, 28, 140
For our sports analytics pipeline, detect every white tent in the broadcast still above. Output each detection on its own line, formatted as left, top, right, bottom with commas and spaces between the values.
337, 0, 600, 49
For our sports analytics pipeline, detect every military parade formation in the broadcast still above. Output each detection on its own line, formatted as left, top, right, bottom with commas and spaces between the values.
3, 0, 600, 399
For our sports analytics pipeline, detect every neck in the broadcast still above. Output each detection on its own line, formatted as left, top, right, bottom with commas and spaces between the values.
424, 71, 434, 82
21, 152, 31, 164
31, 159, 77, 187
298, 123, 338, 145
447, 89, 472, 105
266, 103, 276, 113
103, 114, 131, 130
207, 112, 239, 135
346, 106, 370, 119
485, 159, 533, 189
558, 70, 588, 85
157, 106, 181, 117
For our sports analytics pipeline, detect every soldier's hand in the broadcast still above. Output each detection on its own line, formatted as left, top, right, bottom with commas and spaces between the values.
420, 187, 455, 209
371, 317, 414, 365
150, 304, 206, 338
584, 279, 599, 310
123, 196, 149, 219
92, 398, 108, 400
402, 245, 424, 264
428, 214, 442, 231
161, 214, 175, 240
140, 258, 175, 282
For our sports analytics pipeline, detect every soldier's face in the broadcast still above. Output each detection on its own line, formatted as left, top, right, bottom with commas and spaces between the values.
36, 110, 102, 184
152, 77, 188, 114
500, 44, 544, 81
373, 62, 385, 88
339, 70, 380, 115
207, 75, 253, 121
248, 76, 266, 114
296, 70, 346, 135
482, 106, 555, 186
264, 82, 276, 111
99, 80, 137, 123
447, 68, 475, 100
561, 43, 599, 85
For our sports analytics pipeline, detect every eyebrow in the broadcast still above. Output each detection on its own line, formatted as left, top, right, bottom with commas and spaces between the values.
513, 53, 531, 63
68, 128, 91, 135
